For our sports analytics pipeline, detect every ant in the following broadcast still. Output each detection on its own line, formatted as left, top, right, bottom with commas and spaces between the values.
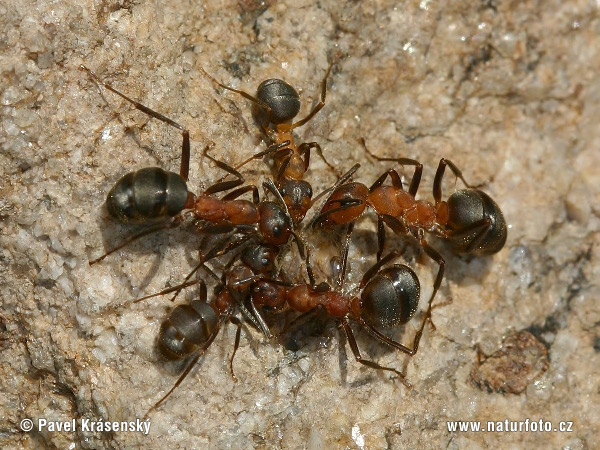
136, 240, 291, 416
313, 139, 507, 261
166, 177, 308, 303
152, 224, 434, 389
80, 66, 305, 269
201, 64, 338, 224
249, 223, 440, 386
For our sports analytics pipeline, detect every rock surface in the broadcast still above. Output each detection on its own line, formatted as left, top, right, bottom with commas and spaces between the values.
1, 0, 598, 448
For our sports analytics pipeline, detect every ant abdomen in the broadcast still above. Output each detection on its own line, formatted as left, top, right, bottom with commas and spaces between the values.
158, 300, 218, 360
446, 189, 507, 257
360, 265, 420, 328
256, 79, 301, 124
106, 167, 189, 224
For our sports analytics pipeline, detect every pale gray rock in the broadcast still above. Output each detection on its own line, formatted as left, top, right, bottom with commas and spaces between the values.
1, 0, 598, 448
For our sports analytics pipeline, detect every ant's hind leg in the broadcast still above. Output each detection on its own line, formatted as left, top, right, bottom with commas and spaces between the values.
290, 63, 333, 130
89, 221, 180, 266
360, 138, 423, 196
202, 144, 248, 195
433, 158, 474, 203
228, 316, 244, 381
298, 142, 339, 177
80, 65, 191, 181
340, 320, 411, 388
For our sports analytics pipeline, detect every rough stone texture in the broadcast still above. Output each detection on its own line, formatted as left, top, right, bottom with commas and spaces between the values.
1, 0, 598, 448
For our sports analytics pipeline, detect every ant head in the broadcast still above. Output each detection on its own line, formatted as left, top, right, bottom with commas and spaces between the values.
226, 265, 255, 301
359, 265, 420, 328
258, 201, 292, 246
252, 280, 287, 310
280, 179, 313, 224
446, 189, 507, 256
256, 79, 301, 124
315, 182, 368, 229
241, 244, 279, 274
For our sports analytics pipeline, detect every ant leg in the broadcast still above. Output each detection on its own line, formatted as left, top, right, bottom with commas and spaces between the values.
222, 185, 260, 204
374, 214, 410, 262
376, 216, 386, 262
228, 275, 276, 338
433, 158, 473, 203
290, 231, 307, 260
416, 239, 445, 335
340, 320, 411, 387
359, 250, 401, 289
89, 221, 180, 265
202, 145, 247, 194
445, 217, 492, 254
310, 163, 361, 206
102, 277, 205, 314
337, 223, 354, 289
369, 168, 404, 191
80, 65, 191, 181
168, 234, 250, 302
133, 279, 203, 304
290, 63, 333, 130
441, 159, 473, 187
298, 142, 339, 176
304, 246, 316, 286
144, 321, 222, 418
360, 138, 423, 196
235, 299, 265, 335
357, 240, 444, 359
200, 67, 273, 116
427, 297, 454, 331
380, 214, 409, 234
245, 299, 272, 338
212, 140, 292, 185
228, 316, 243, 381
283, 304, 327, 336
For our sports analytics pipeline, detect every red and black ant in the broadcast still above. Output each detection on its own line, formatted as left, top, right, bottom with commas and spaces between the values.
304, 142, 506, 367
247, 223, 440, 386
80, 66, 305, 270
313, 139, 507, 260
136, 240, 291, 416
201, 64, 338, 224
143, 226, 434, 415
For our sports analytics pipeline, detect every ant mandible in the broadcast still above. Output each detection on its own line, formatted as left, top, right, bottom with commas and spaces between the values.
200, 64, 338, 224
